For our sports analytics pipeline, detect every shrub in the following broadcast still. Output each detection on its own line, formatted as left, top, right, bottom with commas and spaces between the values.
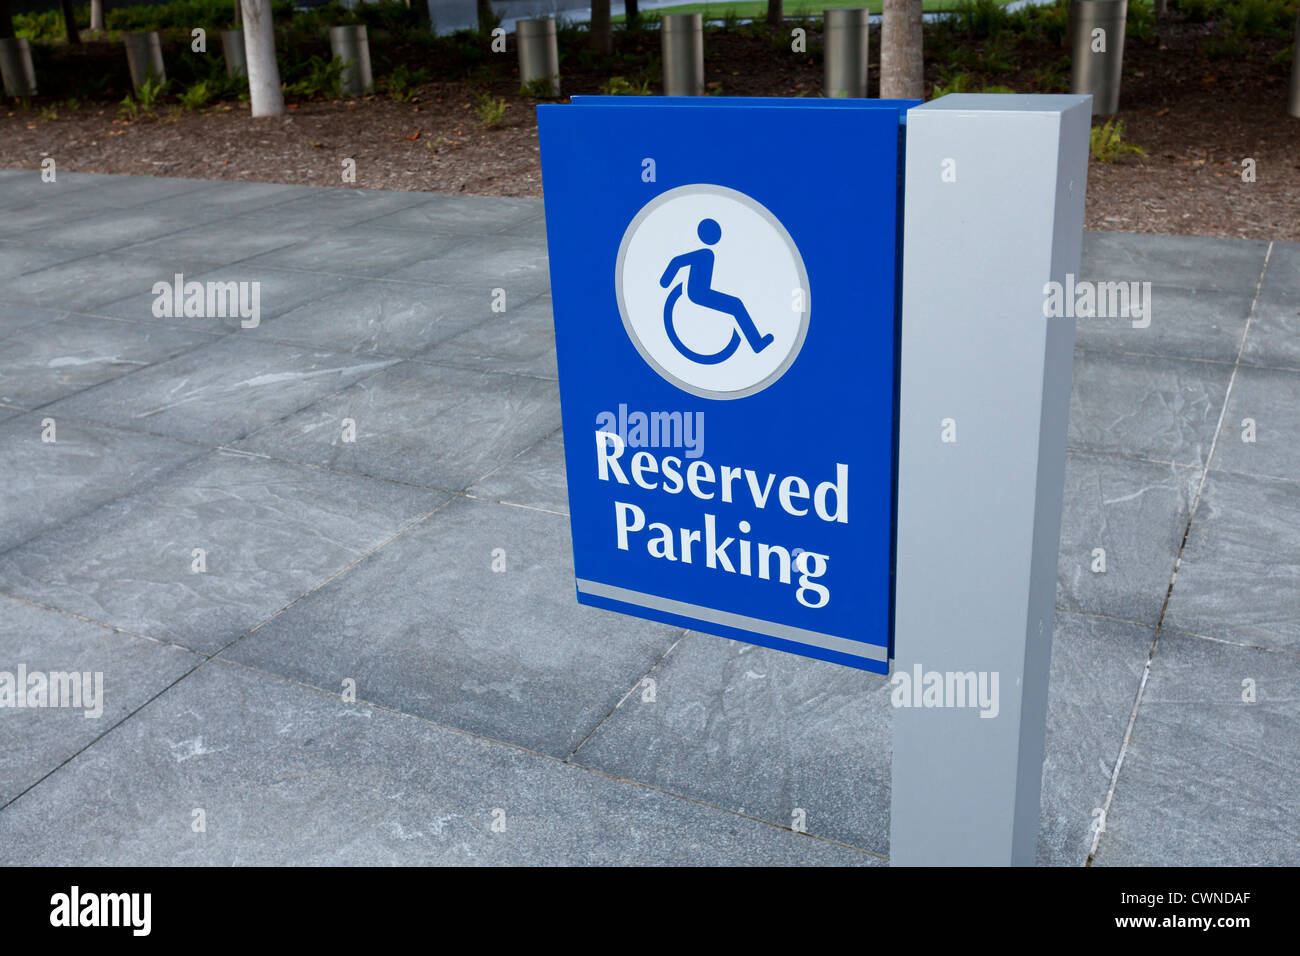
474, 92, 508, 127
1090, 119, 1146, 162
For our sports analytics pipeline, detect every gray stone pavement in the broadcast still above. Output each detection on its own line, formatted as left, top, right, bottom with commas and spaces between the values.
0, 170, 1295, 865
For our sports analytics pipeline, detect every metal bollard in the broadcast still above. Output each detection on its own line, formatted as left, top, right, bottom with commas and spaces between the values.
0, 37, 38, 98
661, 13, 704, 96
1289, 7, 1300, 118
329, 24, 373, 97
221, 29, 247, 79
823, 8, 870, 98
123, 31, 167, 95
1069, 0, 1127, 116
517, 18, 560, 96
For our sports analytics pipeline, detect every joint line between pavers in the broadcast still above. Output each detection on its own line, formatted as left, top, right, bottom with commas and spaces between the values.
1085, 241, 1276, 865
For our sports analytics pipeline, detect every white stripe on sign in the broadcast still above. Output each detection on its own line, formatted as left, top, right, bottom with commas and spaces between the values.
575, 578, 888, 663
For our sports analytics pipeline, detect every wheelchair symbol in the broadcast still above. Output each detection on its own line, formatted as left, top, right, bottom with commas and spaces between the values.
658, 217, 774, 366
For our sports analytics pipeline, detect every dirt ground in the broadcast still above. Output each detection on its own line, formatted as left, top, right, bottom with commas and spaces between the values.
2, 20, 1298, 241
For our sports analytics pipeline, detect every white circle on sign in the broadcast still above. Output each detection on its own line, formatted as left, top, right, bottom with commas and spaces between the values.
615, 184, 811, 400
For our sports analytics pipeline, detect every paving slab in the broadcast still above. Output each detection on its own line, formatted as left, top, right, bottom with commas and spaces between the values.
418, 293, 557, 379
114, 219, 313, 270
1092, 632, 1300, 867
1079, 231, 1270, 295
0, 595, 201, 806
0, 660, 873, 865
0, 175, 200, 222
0, 413, 205, 555
1163, 470, 1300, 654
0, 314, 218, 408
124, 180, 319, 222
246, 278, 493, 356
231, 188, 432, 229
240, 225, 461, 279
467, 428, 567, 515
1, 252, 199, 313
1068, 349, 1232, 468
0, 240, 92, 280
1241, 241, 1300, 372
234, 361, 560, 491
44, 336, 396, 445
1056, 451, 1200, 627
360, 194, 544, 237
1208, 361, 1300, 483
222, 496, 684, 758
89, 264, 355, 331
384, 233, 551, 299
0, 449, 446, 654
1072, 284, 1253, 364
0, 302, 75, 340
35, 207, 196, 253
570, 610, 1150, 864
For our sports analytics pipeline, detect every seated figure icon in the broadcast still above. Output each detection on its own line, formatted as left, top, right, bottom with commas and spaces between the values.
658, 217, 776, 365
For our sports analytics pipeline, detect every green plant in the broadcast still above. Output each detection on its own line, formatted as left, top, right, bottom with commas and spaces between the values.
520, 76, 560, 98
118, 95, 141, 120
949, 0, 1013, 39
179, 79, 215, 110
1224, 0, 1296, 36
137, 75, 169, 110
1126, 0, 1155, 42
1201, 31, 1250, 55
473, 92, 508, 127
1090, 119, 1146, 162
384, 63, 429, 101
284, 55, 345, 99
1031, 63, 1068, 91
932, 71, 976, 98
1174, 0, 1215, 21
721, 6, 741, 30
601, 75, 652, 95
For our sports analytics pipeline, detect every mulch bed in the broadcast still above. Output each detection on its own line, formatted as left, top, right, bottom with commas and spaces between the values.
2, 18, 1298, 241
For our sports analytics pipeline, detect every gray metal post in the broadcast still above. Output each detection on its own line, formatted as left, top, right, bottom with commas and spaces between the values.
1069, 0, 1126, 115
661, 13, 704, 96
1289, 7, 1300, 118
330, 24, 373, 97
891, 93, 1092, 866
123, 31, 166, 95
824, 8, 870, 98
0, 37, 38, 98
221, 28, 247, 79
517, 18, 560, 96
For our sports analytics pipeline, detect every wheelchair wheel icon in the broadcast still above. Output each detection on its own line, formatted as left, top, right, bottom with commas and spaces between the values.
662, 283, 741, 366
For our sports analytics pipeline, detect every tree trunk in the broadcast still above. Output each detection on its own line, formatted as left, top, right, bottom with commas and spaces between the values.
59, 0, 80, 44
90, 0, 104, 32
590, 0, 611, 54
625, 0, 639, 26
766, 0, 782, 28
0, 0, 14, 40
476, 0, 494, 31
880, 0, 924, 99
240, 0, 283, 117
234, 0, 241, 29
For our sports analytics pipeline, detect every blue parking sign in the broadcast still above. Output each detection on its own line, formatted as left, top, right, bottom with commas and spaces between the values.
538, 98, 912, 673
